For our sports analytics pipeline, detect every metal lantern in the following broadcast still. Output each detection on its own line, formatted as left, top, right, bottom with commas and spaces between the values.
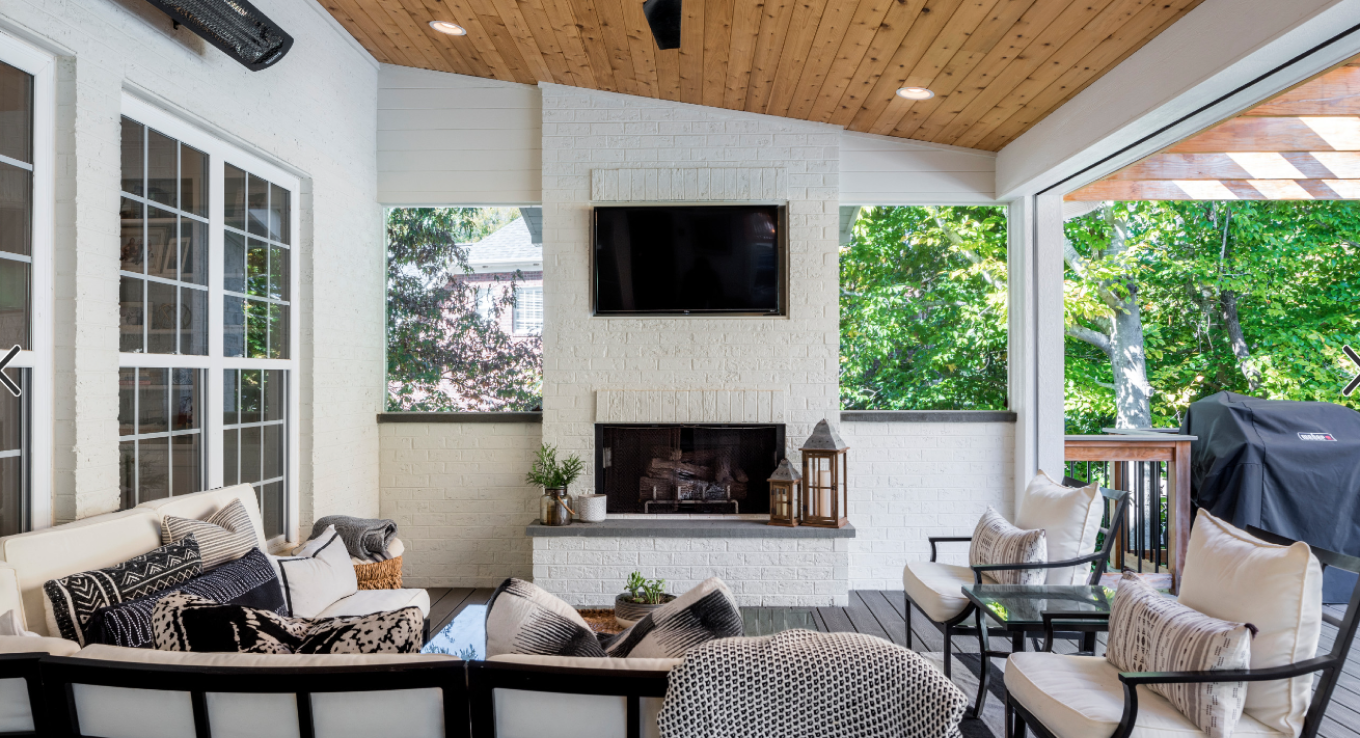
767, 459, 801, 527
799, 419, 849, 528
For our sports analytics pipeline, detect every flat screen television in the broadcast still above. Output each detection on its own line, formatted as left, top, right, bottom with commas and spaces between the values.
592, 205, 784, 315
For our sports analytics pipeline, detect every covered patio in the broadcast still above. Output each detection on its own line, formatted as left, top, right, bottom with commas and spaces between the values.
2, 0, 1360, 736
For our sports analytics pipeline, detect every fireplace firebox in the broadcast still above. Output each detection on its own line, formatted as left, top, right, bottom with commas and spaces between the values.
595, 424, 785, 515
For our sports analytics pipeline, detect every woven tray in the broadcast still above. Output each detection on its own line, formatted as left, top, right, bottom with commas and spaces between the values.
354, 555, 403, 590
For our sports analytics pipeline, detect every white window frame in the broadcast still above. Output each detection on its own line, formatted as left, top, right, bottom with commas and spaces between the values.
119, 95, 301, 545
513, 285, 543, 336
0, 33, 55, 530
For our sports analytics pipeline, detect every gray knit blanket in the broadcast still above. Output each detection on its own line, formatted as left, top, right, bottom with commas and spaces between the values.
658, 629, 967, 738
311, 516, 398, 562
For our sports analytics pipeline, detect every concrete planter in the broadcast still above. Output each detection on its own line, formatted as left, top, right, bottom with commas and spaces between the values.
614, 592, 675, 628
575, 494, 607, 523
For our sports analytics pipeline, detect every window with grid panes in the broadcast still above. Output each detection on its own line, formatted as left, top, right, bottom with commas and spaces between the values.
0, 56, 36, 535
223, 165, 289, 359
222, 369, 286, 538
116, 98, 299, 543
513, 286, 542, 335
118, 118, 206, 504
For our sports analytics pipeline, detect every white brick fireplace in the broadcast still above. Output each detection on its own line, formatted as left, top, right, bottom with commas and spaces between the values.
530, 84, 849, 606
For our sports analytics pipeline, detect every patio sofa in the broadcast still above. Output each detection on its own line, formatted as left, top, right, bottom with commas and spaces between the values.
0, 486, 681, 737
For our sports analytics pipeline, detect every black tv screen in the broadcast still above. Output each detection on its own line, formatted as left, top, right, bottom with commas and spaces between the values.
593, 205, 783, 315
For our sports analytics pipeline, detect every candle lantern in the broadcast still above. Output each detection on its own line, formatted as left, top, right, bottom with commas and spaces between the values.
799, 419, 849, 528
767, 459, 801, 527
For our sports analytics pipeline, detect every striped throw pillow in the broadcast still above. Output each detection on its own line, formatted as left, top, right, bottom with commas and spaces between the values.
162, 498, 258, 571
1107, 572, 1255, 738
968, 507, 1046, 585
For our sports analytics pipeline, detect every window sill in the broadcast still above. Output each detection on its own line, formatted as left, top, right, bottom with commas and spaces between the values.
839, 410, 1016, 423
377, 412, 543, 423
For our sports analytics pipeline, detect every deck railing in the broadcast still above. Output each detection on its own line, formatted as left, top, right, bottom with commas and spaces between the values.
1064, 430, 1195, 592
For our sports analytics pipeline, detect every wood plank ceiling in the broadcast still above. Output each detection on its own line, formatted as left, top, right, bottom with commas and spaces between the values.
1069, 62, 1360, 200
323, 0, 1205, 151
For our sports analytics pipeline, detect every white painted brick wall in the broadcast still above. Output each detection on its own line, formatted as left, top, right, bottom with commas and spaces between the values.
7, 0, 383, 529
538, 82, 842, 495
380, 422, 542, 588
532, 536, 850, 608
843, 421, 1015, 589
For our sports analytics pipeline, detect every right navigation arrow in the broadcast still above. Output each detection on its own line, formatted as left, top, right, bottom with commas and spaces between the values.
1344, 345, 1360, 398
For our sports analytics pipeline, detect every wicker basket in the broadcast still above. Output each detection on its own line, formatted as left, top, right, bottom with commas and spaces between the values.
354, 555, 403, 590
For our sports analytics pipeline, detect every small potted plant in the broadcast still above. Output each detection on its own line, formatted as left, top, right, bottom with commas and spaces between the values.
526, 444, 584, 526
615, 571, 675, 627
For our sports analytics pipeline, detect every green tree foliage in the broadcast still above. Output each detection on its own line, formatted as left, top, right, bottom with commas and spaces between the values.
386, 207, 543, 411
840, 205, 1009, 411
1064, 200, 1360, 434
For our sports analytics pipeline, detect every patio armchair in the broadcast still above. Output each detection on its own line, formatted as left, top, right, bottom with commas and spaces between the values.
902, 473, 1128, 681
1005, 520, 1352, 738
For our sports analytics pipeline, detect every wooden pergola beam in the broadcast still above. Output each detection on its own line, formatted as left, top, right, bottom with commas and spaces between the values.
1068, 178, 1360, 201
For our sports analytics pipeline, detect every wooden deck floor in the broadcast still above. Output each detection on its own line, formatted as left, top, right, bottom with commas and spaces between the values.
425, 588, 1360, 738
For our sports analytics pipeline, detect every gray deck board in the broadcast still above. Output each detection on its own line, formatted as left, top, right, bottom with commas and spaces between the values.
786, 590, 1360, 738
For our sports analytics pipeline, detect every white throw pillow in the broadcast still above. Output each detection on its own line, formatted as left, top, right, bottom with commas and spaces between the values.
968, 507, 1046, 586
1178, 512, 1323, 737
272, 526, 358, 618
1107, 572, 1254, 738
1014, 470, 1102, 586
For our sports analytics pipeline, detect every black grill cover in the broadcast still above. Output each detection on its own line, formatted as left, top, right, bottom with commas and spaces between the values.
1182, 392, 1360, 601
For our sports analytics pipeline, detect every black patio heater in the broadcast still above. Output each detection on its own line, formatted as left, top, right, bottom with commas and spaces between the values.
1183, 392, 1360, 602
143, 0, 294, 71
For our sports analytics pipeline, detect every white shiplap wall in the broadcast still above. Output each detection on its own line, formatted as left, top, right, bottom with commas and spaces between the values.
378, 65, 542, 205
840, 131, 997, 205
376, 68, 998, 206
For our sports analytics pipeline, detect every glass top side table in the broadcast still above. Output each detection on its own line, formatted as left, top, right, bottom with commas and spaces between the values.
959, 584, 1115, 717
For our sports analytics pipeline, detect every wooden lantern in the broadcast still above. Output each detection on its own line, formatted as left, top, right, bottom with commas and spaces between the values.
767, 459, 801, 527
799, 419, 849, 528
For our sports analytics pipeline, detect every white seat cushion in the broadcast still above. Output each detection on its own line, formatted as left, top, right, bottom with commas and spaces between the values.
1015, 470, 1102, 586
488, 654, 681, 671
1178, 513, 1322, 737
902, 561, 979, 623
316, 589, 431, 619
1005, 652, 1288, 738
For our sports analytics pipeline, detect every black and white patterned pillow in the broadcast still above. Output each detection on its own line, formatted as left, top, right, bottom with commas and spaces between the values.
968, 507, 1047, 585
155, 593, 308, 654
43, 536, 203, 645
484, 578, 606, 658
161, 498, 258, 571
602, 577, 743, 658
89, 547, 287, 648
153, 593, 423, 655
295, 608, 423, 654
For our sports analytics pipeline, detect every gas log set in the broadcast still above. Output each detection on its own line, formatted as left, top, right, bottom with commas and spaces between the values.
596, 424, 784, 515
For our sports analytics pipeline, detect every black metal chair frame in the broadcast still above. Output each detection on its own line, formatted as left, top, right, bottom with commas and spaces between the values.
904, 486, 1130, 718
0, 653, 46, 737
40, 656, 471, 738
1006, 526, 1360, 738
467, 660, 670, 738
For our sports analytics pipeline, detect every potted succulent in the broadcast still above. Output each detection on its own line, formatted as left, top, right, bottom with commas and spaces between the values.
614, 571, 675, 627
526, 444, 584, 526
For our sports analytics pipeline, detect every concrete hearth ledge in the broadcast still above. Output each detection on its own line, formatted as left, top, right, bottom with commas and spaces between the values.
526, 519, 856, 538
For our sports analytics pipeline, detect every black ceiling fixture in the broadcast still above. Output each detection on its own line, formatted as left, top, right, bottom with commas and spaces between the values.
642, 0, 682, 50
145, 0, 294, 71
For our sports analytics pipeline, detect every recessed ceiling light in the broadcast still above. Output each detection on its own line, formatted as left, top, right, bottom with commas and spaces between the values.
896, 87, 935, 101
429, 21, 467, 36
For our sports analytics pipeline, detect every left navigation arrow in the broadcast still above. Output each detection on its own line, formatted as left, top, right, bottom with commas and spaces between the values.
0, 345, 19, 398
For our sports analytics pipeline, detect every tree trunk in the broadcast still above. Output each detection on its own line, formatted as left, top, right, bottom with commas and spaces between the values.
1110, 284, 1154, 428
1220, 291, 1262, 391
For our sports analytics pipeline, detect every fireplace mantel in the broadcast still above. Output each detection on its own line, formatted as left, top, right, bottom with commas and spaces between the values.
525, 519, 855, 538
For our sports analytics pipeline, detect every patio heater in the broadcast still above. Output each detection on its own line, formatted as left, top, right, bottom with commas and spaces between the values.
799, 419, 849, 528
141, 0, 294, 71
